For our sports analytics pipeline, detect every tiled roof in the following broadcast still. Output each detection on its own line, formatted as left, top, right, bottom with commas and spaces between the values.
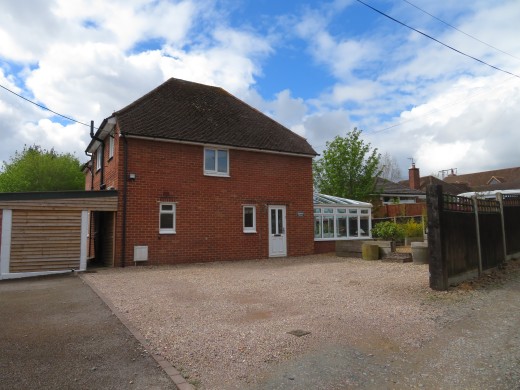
443, 167, 520, 187
374, 177, 425, 196
470, 178, 520, 193
419, 175, 470, 195
111, 78, 317, 156
313, 192, 372, 207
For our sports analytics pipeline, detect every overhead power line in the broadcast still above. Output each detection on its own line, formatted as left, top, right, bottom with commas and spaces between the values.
0, 83, 93, 128
355, 0, 520, 79
402, 0, 520, 61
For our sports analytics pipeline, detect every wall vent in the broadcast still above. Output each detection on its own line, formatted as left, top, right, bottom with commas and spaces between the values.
133, 246, 148, 262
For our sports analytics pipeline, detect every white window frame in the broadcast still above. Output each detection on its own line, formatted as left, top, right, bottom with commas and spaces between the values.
204, 147, 229, 176
96, 146, 102, 172
159, 203, 176, 234
243, 205, 256, 233
108, 133, 114, 159
314, 206, 371, 240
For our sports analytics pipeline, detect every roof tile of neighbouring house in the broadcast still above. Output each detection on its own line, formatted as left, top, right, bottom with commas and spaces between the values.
112, 78, 317, 156
470, 178, 520, 193
419, 175, 470, 195
442, 167, 520, 188
374, 177, 425, 196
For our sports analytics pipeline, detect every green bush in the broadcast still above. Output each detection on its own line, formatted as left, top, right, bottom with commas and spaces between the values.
371, 221, 405, 241
401, 219, 424, 237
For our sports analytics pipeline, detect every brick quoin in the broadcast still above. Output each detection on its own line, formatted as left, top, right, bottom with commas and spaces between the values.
87, 133, 315, 266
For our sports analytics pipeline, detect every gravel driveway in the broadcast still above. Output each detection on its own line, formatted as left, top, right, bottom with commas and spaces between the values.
83, 254, 520, 389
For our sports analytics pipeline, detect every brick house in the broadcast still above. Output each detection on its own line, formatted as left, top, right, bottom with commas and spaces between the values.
85, 78, 318, 266
442, 166, 520, 194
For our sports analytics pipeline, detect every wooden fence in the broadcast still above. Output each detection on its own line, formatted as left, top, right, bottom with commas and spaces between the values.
427, 185, 520, 290
504, 194, 520, 254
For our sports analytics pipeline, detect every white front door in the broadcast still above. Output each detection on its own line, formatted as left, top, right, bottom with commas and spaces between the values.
268, 205, 287, 257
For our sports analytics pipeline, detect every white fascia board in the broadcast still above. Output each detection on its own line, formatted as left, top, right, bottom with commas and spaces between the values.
86, 117, 117, 154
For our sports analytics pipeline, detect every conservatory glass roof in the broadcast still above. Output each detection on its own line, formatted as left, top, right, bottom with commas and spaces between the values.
313, 192, 372, 207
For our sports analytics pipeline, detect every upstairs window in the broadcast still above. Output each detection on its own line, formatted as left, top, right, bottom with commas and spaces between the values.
159, 203, 176, 234
108, 133, 115, 159
204, 148, 229, 176
96, 146, 103, 171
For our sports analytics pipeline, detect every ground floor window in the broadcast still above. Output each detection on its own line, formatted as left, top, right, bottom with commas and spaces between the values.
314, 207, 371, 240
159, 203, 176, 234
243, 205, 256, 233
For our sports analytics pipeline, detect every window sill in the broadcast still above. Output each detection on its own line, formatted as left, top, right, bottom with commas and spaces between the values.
204, 172, 230, 178
159, 231, 176, 235
243, 230, 257, 234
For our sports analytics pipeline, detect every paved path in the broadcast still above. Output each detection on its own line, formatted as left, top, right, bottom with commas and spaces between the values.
0, 274, 177, 390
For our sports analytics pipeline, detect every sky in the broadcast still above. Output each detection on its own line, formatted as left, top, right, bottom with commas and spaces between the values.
1, 0, 519, 180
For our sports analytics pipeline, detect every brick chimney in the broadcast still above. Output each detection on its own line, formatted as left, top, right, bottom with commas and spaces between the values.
409, 163, 420, 190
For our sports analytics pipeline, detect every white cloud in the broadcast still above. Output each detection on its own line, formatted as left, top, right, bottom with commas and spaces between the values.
369, 72, 520, 177
160, 28, 272, 96
299, 110, 353, 152
246, 89, 307, 128
20, 120, 87, 157
328, 80, 381, 104
294, 9, 377, 81
0, 0, 275, 165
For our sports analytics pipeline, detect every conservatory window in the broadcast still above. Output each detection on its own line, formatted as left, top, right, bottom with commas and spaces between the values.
314, 206, 371, 240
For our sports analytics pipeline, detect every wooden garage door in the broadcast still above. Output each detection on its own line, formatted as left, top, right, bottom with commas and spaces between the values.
10, 210, 82, 273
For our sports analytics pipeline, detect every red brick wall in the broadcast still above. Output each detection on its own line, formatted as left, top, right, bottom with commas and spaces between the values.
91, 136, 315, 266
84, 167, 93, 190
88, 127, 120, 191
314, 241, 335, 254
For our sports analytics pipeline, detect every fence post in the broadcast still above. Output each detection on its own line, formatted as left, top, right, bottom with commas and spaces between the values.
472, 196, 483, 276
427, 185, 447, 290
496, 192, 507, 265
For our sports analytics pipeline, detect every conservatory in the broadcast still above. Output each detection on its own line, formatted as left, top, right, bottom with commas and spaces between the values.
313, 193, 372, 241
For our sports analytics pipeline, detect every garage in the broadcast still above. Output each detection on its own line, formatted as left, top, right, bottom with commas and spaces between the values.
0, 191, 117, 280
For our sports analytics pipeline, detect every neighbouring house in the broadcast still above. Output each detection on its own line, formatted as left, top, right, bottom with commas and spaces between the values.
84, 77, 319, 266
399, 164, 470, 196
412, 175, 470, 196
372, 164, 426, 218
442, 166, 520, 196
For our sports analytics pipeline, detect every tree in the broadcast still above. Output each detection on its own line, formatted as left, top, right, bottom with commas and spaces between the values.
0, 145, 85, 192
313, 128, 381, 201
378, 152, 402, 182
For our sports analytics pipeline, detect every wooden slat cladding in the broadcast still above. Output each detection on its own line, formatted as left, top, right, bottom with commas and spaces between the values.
10, 210, 82, 273
0, 196, 117, 211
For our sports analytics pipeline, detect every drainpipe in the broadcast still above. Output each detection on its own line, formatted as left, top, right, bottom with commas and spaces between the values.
90, 120, 105, 190
120, 132, 128, 268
